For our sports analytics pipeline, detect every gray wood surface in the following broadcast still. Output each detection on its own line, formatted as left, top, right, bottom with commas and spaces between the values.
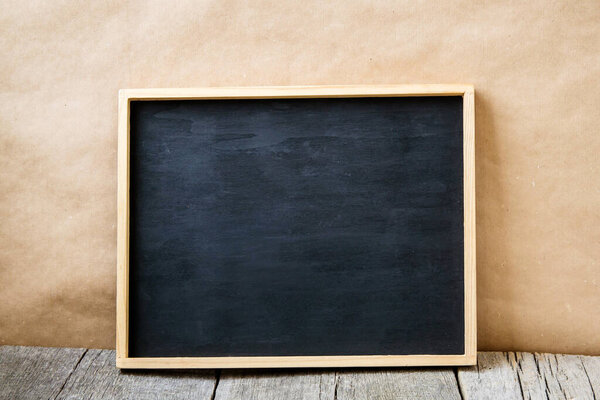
509, 352, 549, 400
532, 353, 595, 400
1, 346, 599, 400
581, 355, 600, 399
0, 346, 86, 400
55, 349, 217, 400
457, 352, 599, 400
215, 370, 335, 400
458, 352, 524, 399
335, 369, 461, 399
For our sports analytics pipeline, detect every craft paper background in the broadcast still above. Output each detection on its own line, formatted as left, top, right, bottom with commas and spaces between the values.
1, 0, 599, 354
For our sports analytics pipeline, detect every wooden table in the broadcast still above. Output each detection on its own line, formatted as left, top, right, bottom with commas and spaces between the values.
1, 346, 598, 399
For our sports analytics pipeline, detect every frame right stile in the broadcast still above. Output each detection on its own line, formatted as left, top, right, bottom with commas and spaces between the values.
462, 86, 476, 364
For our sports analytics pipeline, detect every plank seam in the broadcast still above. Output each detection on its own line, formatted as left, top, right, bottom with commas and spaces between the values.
52, 349, 88, 400
580, 357, 597, 400
210, 369, 221, 400
333, 372, 339, 400
453, 368, 465, 400
511, 352, 526, 400
535, 354, 553, 399
553, 354, 567, 397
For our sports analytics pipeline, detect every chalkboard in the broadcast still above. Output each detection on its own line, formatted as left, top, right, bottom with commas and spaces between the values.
116, 86, 476, 368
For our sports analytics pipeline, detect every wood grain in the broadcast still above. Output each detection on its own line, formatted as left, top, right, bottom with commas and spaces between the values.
215, 370, 336, 400
56, 349, 216, 400
581, 355, 600, 399
458, 352, 599, 400
531, 353, 595, 399
507, 352, 548, 400
1, 347, 599, 400
457, 352, 524, 399
335, 369, 461, 400
0, 346, 86, 400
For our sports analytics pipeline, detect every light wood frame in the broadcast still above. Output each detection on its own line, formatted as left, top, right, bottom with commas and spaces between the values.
117, 85, 476, 369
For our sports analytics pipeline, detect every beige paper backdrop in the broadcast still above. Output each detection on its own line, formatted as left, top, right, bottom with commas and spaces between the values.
1, 0, 599, 354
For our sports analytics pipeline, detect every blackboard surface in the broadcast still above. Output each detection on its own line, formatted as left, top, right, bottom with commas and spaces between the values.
129, 96, 464, 358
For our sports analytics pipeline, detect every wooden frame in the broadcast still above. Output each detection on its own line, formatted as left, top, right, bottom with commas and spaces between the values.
117, 85, 476, 369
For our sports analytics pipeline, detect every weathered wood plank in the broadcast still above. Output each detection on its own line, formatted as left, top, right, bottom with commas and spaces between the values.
334, 369, 461, 400
214, 370, 336, 400
529, 353, 595, 400
2, 346, 599, 400
56, 349, 216, 399
457, 352, 524, 400
0, 345, 86, 400
507, 352, 547, 400
580, 355, 600, 399
460, 352, 599, 400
